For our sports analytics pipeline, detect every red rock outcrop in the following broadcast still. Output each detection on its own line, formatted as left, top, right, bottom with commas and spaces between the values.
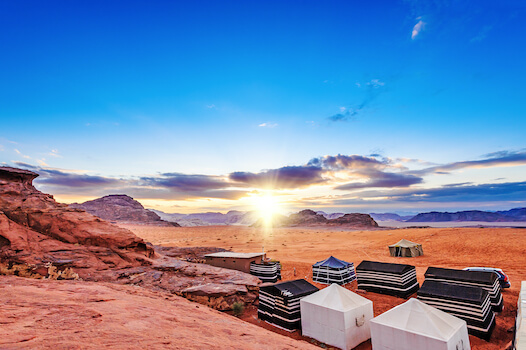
70, 194, 180, 226
328, 213, 379, 227
0, 166, 259, 309
253, 208, 379, 228
0, 276, 317, 349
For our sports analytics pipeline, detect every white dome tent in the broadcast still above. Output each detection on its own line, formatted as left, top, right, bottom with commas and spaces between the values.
370, 298, 471, 350
300, 284, 373, 350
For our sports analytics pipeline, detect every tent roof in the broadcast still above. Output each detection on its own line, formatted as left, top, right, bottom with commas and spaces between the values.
425, 266, 497, 284
261, 279, 319, 297
301, 283, 371, 311
357, 260, 414, 274
418, 280, 487, 303
371, 298, 466, 341
388, 239, 420, 248
312, 256, 353, 268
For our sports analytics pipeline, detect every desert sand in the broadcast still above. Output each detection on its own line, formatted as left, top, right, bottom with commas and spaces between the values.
121, 224, 526, 350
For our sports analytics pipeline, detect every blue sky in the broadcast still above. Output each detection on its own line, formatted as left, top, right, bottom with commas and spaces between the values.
1, 0, 526, 214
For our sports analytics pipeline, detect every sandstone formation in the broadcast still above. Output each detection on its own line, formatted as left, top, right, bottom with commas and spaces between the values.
253, 209, 379, 228
0, 166, 259, 309
70, 194, 180, 226
0, 276, 317, 350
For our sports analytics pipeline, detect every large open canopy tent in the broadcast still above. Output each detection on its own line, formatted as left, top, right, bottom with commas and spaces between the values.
417, 280, 495, 340
258, 279, 319, 331
356, 260, 419, 298
370, 298, 471, 350
424, 266, 503, 312
388, 239, 423, 257
300, 284, 373, 350
250, 261, 281, 283
312, 256, 356, 285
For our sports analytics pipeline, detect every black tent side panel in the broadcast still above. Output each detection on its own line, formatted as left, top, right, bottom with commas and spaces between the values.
417, 280, 496, 340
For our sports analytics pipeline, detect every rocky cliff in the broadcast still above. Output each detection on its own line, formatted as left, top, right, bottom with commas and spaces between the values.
253, 209, 379, 228
0, 166, 259, 310
70, 195, 180, 226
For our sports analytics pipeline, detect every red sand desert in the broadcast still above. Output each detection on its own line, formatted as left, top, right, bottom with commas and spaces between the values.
122, 224, 526, 350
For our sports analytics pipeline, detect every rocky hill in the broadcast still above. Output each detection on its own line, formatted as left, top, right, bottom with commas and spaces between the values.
407, 208, 526, 222
253, 209, 378, 228
0, 166, 259, 310
70, 195, 180, 226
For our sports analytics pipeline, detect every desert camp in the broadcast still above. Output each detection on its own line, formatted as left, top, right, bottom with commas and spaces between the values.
388, 238, 424, 257
300, 283, 373, 350
312, 256, 356, 285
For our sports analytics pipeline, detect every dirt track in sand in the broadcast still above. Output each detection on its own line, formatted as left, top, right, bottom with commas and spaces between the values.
122, 224, 526, 350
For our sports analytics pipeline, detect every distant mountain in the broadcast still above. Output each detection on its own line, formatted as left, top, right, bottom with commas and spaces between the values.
369, 213, 414, 222
406, 208, 526, 222
316, 211, 346, 220
152, 209, 260, 227
70, 195, 180, 226
253, 209, 378, 228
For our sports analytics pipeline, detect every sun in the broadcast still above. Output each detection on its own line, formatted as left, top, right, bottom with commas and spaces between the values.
252, 193, 280, 227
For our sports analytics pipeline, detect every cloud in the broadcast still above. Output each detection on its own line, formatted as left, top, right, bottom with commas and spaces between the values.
412, 18, 426, 39
335, 172, 422, 190
258, 122, 278, 128
140, 173, 232, 192
13, 149, 31, 159
48, 149, 61, 158
229, 165, 325, 189
327, 79, 387, 122
387, 181, 526, 203
413, 150, 526, 176
206, 104, 216, 109
470, 25, 492, 43
0, 145, 4, 152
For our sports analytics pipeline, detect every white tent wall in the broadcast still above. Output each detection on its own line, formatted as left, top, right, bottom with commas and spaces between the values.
301, 302, 346, 349
371, 323, 447, 350
516, 281, 526, 349
300, 284, 374, 350
370, 299, 470, 350
343, 302, 374, 349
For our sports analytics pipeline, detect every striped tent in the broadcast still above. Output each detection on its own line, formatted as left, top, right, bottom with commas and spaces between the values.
356, 260, 419, 298
250, 261, 281, 283
417, 280, 496, 340
424, 267, 503, 312
258, 279, 319, 331
312, 256, 356, 285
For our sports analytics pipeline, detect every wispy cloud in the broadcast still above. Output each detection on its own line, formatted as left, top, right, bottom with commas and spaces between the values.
412, 17, 426, 40
14, 149, 31, 159
258, 122, 278, 128
206, 104, 216, 109
48, 149, 61, 158
470, 25, 492, 43
327, 79, 387, 122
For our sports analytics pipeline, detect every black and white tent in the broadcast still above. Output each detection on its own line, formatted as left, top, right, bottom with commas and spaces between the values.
356, 260, 419, 298
417, 280, 496, 340
424, 267, 503, 312
312, 256, 356, 285
250, 261, 281, 283
258, 279, 319, 331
